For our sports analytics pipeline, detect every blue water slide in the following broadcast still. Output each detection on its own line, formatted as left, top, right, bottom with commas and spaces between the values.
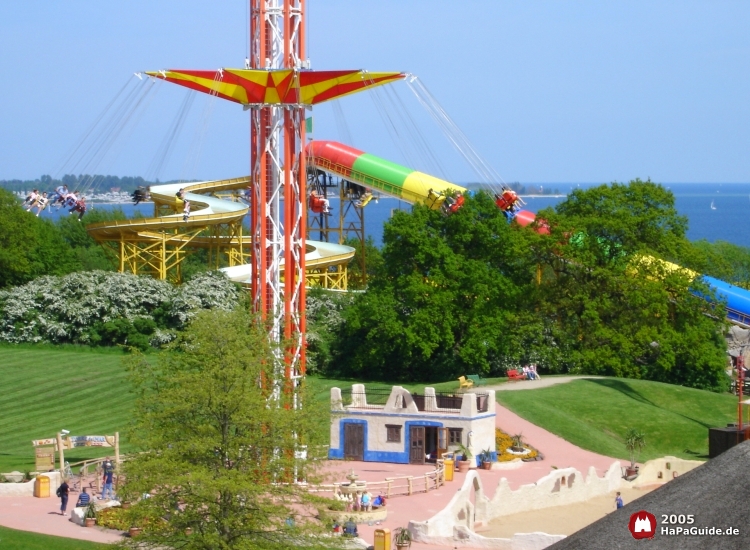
702, 276, 750, 326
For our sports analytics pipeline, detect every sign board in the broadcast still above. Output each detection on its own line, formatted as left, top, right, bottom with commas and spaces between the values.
32, 435, 115, 450
64, 435, 115, 449
35, 446, 55, 471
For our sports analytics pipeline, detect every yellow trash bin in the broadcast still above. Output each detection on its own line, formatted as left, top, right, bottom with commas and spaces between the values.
444, 459, 454, 481
374, 528, 391, 550
34, 475, 50, 498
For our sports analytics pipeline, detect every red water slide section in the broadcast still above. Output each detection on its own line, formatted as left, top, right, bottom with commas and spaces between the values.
306, 141, 361, 177
514, 210, 550, 234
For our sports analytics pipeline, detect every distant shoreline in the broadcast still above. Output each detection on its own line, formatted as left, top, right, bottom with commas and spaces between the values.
521, 194, 566, 198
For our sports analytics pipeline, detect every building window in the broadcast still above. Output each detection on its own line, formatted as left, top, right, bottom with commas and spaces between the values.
449, 428, 463, 445
386, 424, 401, 443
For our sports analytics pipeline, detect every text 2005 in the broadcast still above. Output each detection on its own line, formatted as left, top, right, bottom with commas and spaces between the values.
661, 515, 695, 525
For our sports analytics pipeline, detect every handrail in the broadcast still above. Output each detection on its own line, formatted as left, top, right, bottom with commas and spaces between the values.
309, 460, 445, 499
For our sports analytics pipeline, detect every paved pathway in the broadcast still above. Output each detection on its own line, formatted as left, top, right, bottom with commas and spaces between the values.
488, 375, 604, 391
320, 396, 623, 549
0, 383, 622, 549
0, 475, 123, 545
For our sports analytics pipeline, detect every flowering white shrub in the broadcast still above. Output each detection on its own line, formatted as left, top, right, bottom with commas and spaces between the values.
305, 290, 355, 374
0, 270, 241, 347
171, 271, 242, 325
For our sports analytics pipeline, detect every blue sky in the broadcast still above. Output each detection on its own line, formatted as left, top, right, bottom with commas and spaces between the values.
1, 1, 748, 184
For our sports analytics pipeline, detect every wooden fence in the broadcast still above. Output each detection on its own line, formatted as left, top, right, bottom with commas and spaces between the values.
309, 460, 446, 499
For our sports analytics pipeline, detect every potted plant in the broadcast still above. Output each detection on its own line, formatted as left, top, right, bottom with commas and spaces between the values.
455, 443, 472, 473
392, 526, 413, 549
624, 428, 646, 477
128, 526, 142, 538
84, 501, 97, 527
478, 448, 493, 470
510, 433, 525, 453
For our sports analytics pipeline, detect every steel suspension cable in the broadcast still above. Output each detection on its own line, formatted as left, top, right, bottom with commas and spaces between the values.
178, 69, 223, 183
61, 77, 148, 181
381, 81, 450, 181
407, 76, 507, 196
52, 76, 136, 181
78, 77, 161, 195
364, 72, 424, 177
331, 100, 354, 147
146, 89, 196, 182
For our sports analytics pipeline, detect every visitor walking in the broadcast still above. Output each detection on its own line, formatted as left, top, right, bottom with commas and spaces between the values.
100, 458, 115, 500
57, 480, 70, 515
615, 491, 624, 509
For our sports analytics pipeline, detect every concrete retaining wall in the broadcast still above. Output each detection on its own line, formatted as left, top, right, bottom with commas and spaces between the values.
409, 455, 704, 548
627, 456, 702, 487
0, 472, 61, 497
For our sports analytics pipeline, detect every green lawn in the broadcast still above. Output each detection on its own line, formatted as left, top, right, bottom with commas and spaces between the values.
496, 378, 737, 461
0, 525, 109, 549
0, 345, 136, 473
304, 375, 507, 404
0, 344, 504, 472
5, 343, 733, 468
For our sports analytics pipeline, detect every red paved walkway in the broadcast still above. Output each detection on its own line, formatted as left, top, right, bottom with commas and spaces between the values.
0, 403, 624, 549
320, 403, 625, 548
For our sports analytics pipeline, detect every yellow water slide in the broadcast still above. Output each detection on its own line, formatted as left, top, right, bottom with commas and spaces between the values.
86, 177, 355, 287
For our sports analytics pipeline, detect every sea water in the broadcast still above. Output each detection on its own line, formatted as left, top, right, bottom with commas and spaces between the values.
38, 183, 750, 249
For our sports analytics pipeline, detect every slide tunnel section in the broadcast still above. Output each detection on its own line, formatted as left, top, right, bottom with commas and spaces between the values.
307, 140, 750, 327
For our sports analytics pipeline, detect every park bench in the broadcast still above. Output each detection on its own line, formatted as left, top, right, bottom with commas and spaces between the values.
467, 374, 486, 386
506, 369, 526, 382
457, 376, 474, 389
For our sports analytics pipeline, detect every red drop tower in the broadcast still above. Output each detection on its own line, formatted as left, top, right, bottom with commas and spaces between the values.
147, 1, 404, 387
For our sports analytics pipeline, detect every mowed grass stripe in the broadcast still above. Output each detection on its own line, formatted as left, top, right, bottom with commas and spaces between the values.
0, 377, 131, 421
0, 346, 136, 472
0, 525, 109, 549
0, 373, 130, 408
496, 378, 736, 461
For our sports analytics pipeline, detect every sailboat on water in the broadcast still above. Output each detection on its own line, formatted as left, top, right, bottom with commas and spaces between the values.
710, 200, 717, 210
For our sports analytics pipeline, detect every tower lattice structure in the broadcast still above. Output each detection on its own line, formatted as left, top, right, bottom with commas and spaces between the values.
250, 0, 307, 385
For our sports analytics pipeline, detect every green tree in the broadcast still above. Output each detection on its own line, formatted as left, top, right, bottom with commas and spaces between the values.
305, 287, 354, 375
121, 308, 340, 550
554, 179, 688, 259
331, 181, 728, 390
687, 239, 750, 289
55, 207, 132, 271
343, 235, 383, 289
333, 192, 540, 381
0, 188, 81, 288
533, 180, 729, 390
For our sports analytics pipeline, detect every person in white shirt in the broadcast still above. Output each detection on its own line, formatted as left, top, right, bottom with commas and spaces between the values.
32, 192, 49, 216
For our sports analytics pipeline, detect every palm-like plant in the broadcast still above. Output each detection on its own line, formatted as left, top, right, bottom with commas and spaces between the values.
393, 526, 413, 548
625, 428, 646, 469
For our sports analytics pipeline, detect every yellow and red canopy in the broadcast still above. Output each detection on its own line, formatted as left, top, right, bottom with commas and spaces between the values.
145, 68, 405, 106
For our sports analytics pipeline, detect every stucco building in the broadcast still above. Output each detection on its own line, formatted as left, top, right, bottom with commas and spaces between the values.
329, 384, 496, 465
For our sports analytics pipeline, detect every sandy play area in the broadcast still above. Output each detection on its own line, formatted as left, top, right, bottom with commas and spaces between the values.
479, 486, 655, 538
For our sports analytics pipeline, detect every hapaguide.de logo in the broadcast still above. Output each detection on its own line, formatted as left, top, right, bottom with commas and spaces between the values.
628, 510, 657, 540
